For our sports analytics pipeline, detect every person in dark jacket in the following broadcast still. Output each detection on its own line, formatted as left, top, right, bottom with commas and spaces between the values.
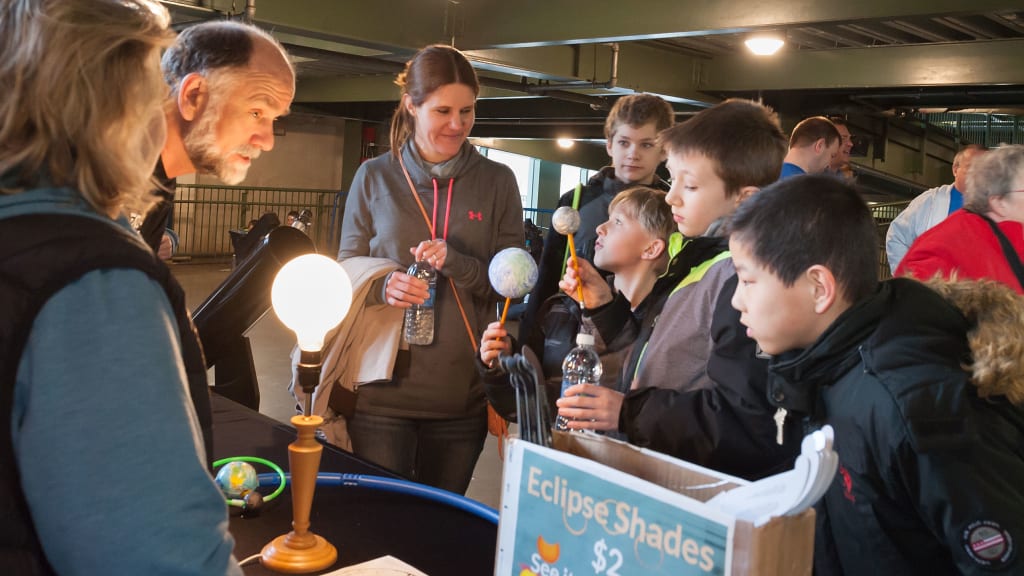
0, 1, 240, 574
479, 187, 674, 425
729, 174, 1024, 575
557, 99, 799, 481
519, 94, 674, 341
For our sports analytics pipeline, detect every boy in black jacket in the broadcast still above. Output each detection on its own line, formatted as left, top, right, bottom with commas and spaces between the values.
730, 175, 1024, 575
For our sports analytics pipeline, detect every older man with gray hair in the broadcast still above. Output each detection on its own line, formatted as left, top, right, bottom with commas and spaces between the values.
139, 20, 296, 256
896, 144, 1024, 293
885, 144, 987, 272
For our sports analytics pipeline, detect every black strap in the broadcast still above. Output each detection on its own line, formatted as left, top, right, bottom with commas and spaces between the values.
972, 209, 1024, 290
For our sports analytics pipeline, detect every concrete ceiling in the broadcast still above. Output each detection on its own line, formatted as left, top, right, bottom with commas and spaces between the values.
162, 0, 1024, 139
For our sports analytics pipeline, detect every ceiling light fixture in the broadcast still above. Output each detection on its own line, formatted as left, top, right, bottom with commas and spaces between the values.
745, 33, 785, 56
556, 138, 575, 149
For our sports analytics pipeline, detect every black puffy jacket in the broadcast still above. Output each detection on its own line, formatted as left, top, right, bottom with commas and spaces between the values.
768, 278, 1024, 575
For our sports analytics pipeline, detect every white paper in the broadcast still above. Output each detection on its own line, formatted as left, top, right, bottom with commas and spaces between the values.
322, 555, 429, 576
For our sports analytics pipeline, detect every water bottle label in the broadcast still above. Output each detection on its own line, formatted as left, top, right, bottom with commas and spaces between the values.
424, 284, 435, 308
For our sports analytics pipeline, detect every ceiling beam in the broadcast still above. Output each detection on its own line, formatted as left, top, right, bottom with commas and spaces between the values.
467, 43, 716, 105
456, 0, 1024, 48
239, 0, 448, 55
702, 38, 1024, 91
295, 42, 716, 106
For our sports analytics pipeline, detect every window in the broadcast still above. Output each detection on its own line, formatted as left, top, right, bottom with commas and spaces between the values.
559, 164, 597, 193
480, 148, 538, 209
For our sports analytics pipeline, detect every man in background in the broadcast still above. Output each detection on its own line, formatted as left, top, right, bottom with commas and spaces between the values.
828, 116, 855, 181
779, 116, 842, 179
885, 144, 987, 272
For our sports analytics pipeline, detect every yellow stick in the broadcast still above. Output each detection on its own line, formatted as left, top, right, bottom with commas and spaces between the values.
566, 233, 586, 308
499, 296, 511, 326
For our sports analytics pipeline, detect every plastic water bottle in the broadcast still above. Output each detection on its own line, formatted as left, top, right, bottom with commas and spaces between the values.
403, 260, 436, 345
555, 332, 603, 431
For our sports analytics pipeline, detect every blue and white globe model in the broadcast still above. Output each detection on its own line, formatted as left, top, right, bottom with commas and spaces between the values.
488, 247, 539, 299
215, 461, 259, 498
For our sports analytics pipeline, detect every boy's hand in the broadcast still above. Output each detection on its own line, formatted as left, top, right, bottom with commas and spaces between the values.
479, 321, 511, 367
384, 271, 429, 308
560, 259, 613, 308
410, 239, 447, 270
556, 384, 623, 431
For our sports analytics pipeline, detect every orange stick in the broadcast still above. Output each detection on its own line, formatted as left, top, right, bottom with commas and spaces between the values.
566, 233, 586, 308
499, 296, 511, 326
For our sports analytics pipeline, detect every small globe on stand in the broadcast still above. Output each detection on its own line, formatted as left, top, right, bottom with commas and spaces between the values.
215, 461, 260, 498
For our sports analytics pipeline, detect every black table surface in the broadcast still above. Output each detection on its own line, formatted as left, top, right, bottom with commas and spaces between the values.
211, 394, 499, 574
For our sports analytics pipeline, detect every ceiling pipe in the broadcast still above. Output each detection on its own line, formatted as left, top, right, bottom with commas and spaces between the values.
525, 43, 619, 92
479, 76, 610, 110
281, 47, 613, 110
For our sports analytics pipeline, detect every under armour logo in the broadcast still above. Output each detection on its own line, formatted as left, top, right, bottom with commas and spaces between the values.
468, 210, 483, 221
839, 464, 856, 503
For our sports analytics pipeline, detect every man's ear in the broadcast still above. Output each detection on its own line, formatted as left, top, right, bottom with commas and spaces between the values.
812, 138, 826, 154
805, 264, 839, 314
642, 237, 666, 261
733, 185, 759, 207
177, 73, 207, 122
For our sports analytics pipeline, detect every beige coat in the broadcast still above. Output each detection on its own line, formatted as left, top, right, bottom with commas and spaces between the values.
289, 256, 403, 449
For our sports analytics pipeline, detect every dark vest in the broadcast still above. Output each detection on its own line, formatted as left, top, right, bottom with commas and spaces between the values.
0, 213, 212, 575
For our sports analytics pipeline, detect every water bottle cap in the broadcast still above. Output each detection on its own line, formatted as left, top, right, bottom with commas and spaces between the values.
575, 332, 595, 346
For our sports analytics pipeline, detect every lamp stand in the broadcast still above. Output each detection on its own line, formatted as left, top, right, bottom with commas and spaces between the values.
261, 357, 337, 573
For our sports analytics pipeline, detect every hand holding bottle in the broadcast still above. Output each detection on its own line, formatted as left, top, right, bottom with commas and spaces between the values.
411, 239, 447, 271
556, 384, 624, 431
384, 271, 430, 308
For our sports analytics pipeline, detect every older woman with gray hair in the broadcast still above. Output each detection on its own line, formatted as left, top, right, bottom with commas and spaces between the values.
897, 144, 1024, 293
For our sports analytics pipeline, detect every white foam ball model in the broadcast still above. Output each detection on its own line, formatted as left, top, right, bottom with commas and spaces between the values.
551, 206, 581, 235
488, 247, 539, 299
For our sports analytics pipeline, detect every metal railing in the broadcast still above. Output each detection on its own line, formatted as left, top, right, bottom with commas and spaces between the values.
871, 200, 911, 279
172, 184, 344, 258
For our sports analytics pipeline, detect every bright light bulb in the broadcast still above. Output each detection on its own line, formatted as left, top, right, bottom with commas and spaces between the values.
745, 36, 785, 56
271, 254, 352, 352
556, 138, 575, 149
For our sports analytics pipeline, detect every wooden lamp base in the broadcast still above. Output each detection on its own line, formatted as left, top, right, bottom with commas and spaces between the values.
260, 414, 337, 573
260, 531, 337, 573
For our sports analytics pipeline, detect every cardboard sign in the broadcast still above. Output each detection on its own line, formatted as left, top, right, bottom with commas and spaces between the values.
497, 438, 735, 576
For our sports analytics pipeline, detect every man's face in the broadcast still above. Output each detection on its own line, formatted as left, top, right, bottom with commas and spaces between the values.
606, 122, 665, 186
830, 124, 853, 170
953, 148, 985, 192
664, 151, 737, 238
594, 203, 658, 273
182, 46, 294, 184
730, 237, 821, 356
811, 139, 841, 174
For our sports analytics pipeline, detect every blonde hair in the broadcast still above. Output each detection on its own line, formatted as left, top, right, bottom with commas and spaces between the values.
0, 0, 173, 217
608, 186, 675, 243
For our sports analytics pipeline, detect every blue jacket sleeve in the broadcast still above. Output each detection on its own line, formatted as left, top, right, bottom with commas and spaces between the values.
12, 269, 241, 576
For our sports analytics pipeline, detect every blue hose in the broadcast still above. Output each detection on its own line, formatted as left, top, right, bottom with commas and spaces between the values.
257, 472, 499, 525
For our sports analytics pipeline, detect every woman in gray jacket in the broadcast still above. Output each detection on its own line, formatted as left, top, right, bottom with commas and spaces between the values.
338, 44, 524, 494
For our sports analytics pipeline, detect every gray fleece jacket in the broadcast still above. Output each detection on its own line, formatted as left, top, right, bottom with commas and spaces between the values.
339, 141, 524, 418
